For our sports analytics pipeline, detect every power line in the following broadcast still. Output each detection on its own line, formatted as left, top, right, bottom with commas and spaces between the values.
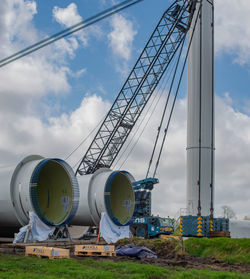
0, 0, 143, 68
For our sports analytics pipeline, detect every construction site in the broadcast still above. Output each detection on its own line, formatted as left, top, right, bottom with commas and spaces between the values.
0, 0, 250, 278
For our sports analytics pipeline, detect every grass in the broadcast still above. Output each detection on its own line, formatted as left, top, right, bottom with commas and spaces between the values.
184, 238, 250, 264
117, 237, 250, 264
0, 254, 249, 279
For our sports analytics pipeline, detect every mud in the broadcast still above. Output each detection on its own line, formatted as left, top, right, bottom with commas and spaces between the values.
84, 253, 250, 274
88, 238, 250, 274
1, 238, 250, 274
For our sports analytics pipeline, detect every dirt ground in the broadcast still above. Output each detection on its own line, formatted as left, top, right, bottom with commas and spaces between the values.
111, 254, 250, 274
72, 252, 250, 274
1, 239, 250, 274
75, 238, 250, 274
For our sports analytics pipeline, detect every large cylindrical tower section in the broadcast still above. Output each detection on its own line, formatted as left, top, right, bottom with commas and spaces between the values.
72, 168, 135, 226
187, 0, 214, 216
10, 155, 79, 227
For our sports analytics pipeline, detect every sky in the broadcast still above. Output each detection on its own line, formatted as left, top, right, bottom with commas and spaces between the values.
0, 0, 250, 220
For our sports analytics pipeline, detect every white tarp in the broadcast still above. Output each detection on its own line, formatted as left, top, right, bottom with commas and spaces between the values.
99, 212, 130, 244
230, 220, 250, 238
13, 212, 55, 243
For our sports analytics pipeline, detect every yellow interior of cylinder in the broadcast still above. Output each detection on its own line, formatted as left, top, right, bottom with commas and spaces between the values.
36, 161, 73, 225
109, 173, 135, 225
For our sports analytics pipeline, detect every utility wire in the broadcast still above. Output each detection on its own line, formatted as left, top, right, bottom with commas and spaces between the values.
0, 0, 143, 68
152, 3, 202, 178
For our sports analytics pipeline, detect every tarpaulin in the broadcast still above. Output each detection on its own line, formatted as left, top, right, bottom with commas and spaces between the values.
115, 243, 157, 259
99, 212, 130, 244
13, 212, 55, 243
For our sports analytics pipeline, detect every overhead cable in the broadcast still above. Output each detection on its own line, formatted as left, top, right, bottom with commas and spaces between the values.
0, 0, 143, 68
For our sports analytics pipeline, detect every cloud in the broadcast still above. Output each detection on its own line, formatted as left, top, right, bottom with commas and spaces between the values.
53, 3, 82, 27
0, 0, 249, 223
108, 14, 137, 61
53, 3, 88, 47
0, 0, 38, 58
108, 14, 137, 75
0, 0, 73, 122
0, 94, 110, 163
215, 0, 250, 64
69, 67, 87, 79
111, 93, 250, 219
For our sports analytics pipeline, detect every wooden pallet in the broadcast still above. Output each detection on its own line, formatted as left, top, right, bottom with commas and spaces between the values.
160, 234, 181, 241
25, 246, 70, 259
74, 244, 116, 257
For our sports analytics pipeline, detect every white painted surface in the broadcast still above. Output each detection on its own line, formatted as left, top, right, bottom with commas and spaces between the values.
187, 0, 214, 216
72, 168, 135, 226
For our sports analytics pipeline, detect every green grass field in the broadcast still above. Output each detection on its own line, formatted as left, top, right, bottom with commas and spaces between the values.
0, 238, 250, 278
0, 254, 249, 279
184, 238, 250, 264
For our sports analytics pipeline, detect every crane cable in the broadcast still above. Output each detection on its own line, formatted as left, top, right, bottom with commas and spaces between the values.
68, 53, 179, 169
113, 49, 181, 170
64, 115, 106, 161
67, 41, 179, 170
152, 2, 202, 178
146, 35, 186, 178
0, 0, 144, 68
115, 2, 201, 171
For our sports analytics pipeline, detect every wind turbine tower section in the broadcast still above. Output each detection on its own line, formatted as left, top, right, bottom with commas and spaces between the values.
187, 0, 214, 217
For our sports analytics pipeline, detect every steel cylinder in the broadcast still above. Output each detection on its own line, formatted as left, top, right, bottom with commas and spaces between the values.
187, 0, 214, 216
72, 168, 135, 227
0, 155, 79, 236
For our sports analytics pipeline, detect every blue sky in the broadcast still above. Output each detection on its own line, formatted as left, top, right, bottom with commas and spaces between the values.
27, 0, 250, 114
0, 0, 250, 219
33, 0, 182, 116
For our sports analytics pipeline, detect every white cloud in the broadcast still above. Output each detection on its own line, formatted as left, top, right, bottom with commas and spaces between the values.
0, 0, 38, 57
0, 0, 74, 121
0, 0, 249, 223
53, 3, 82, 27
215, 0, 250, 64
69, 67, 87, 79
0, 94, 110, 162
53, 3, 88, 47
108, 14, 137, 61
111, 93, 250, 219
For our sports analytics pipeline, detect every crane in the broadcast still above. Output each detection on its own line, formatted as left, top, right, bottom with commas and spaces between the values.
74, 0, 199, 239
0, 0, 230, 238
75, 0, 197, 176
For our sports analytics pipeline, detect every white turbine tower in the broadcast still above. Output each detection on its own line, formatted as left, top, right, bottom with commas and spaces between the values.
187, 0, 214, 217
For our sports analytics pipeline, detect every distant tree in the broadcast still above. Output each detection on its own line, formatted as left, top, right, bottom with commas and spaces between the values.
221, 205, 236, 219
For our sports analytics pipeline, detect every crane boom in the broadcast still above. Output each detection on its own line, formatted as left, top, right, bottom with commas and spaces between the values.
76, 0, 197, 175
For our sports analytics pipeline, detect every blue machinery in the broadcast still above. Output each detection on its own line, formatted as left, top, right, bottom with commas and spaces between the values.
180, 216, 230, 237
130, 178, 174, 238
